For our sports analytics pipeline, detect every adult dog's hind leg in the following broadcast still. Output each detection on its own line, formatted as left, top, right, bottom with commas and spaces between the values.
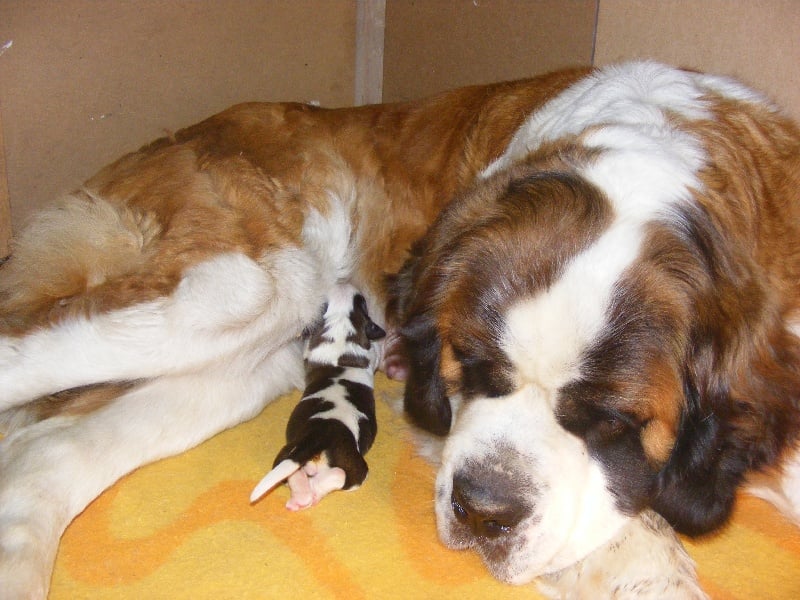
0, 341, 304, 600
0, 249, 322, 412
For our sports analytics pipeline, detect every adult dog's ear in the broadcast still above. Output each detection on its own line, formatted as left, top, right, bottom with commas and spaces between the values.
401, 313, 452, 436
650, 366, 745, 536
652, 329, 800, 536
386, 238, 452, 435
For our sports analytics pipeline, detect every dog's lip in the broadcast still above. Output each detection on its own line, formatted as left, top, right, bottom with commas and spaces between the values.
473, 535, 570, 584
437, 491, 582, 582
436, 510, 477, 550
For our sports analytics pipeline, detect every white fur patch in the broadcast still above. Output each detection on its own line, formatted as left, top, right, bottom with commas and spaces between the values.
747, 445, 800, 525
307, 377, 368, 445
301, 182, 358, 283
695, 72, 777, 109
483, 62, 710, 178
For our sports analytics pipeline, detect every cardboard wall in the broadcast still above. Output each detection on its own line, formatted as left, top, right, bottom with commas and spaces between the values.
594, 0, 800, 122
2, 0, 799, 252
0, 110, 9, 257
383, 0, 597, 102
0, 0, 357, 235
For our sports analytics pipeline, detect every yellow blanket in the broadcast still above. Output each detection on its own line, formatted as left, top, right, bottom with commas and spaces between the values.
50, 375, 800, 599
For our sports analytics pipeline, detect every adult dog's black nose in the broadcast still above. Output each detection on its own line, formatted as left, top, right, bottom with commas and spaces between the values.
451, 471, 528, 538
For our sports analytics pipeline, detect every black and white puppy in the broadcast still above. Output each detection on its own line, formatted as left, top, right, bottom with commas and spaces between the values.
250, 283, 385, 510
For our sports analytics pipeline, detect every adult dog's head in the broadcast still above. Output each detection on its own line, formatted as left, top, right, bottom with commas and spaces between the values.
388, 63, 800, 583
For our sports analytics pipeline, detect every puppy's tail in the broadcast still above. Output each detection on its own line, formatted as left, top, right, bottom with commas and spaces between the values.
250, 437, 330, 503
250, 458, 302, 503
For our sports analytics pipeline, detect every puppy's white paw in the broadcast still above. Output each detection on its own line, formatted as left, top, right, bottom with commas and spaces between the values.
285, 463, 346, 511
251, 457, 346, 510
285, 468, 315, 510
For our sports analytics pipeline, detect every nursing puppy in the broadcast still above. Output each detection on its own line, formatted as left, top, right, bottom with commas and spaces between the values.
250, 283, 385, 510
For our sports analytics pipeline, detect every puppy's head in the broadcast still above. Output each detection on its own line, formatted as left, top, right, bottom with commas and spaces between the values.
305, 283, 385, 370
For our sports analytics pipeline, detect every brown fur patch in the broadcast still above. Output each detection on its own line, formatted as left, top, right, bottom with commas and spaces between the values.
30, 382, 136, 421
439, 342, 463, 395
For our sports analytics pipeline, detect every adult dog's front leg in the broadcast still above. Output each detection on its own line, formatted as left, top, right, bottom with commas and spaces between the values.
537, 511, 707, 599
0, 342, 303, 599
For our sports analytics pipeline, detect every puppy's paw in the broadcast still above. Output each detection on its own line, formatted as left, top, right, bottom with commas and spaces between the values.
251, 457, 347, 510
285, 462, 346, 511
284, 467, 315, 510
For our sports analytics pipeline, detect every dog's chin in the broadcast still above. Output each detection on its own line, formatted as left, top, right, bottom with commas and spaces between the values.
436, 509, 629, 585
434, 474, 630, 584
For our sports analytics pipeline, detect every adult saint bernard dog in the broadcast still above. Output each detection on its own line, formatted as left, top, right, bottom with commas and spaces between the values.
0, 62, 799, 598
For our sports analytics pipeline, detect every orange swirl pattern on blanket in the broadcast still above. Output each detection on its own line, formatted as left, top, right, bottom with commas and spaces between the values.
50, 375, 800, 599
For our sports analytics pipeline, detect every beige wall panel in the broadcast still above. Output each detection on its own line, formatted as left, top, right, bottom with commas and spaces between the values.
594, 0, 800, 120
0, 0, 356, 231
0, 110, 10, 257
383, 0, 597, 102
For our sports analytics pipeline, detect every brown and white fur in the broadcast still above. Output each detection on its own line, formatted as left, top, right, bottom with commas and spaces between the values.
387, 62, 800, 585
0, 61, 797, 598
250, 283, 385, 510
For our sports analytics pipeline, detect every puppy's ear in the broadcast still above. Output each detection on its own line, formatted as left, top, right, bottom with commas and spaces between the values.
401, 313, 451, 436
352, 294, 386, 342
366, 320, 386, 341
